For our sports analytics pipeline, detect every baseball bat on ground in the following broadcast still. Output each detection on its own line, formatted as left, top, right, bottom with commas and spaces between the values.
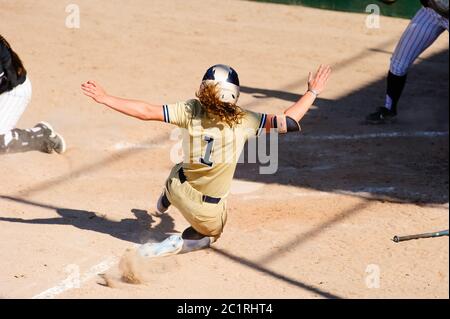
393, 230, 449, 243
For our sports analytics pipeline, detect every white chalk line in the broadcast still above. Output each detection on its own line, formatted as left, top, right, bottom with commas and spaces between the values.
112, 141, 169, 151
32, 241, 143, 299
243, 187, 394, 200
243, 187, 448, 206
111, 131, 448, 151
32, 257, 118, 299
289, 131, 449, 141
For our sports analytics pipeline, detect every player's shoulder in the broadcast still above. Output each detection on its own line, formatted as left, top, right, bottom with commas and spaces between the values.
237, 108, 267, 134
240, 108, 266, 123
183, 99, 204, 119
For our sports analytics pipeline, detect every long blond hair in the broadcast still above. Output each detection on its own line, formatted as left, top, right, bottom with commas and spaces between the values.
196, 83, 244, 127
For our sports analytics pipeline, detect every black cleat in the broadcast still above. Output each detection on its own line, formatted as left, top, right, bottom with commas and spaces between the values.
366, 107, 397, 124
154, 192, 170, 216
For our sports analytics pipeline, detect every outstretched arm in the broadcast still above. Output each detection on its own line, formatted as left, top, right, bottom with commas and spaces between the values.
284, 65, 331, 122
81, 81, 164, 121
265, 65, 331, 132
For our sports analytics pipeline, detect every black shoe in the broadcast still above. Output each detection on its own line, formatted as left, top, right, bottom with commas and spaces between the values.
366, 107, 397, 124
154, 192, 170, 216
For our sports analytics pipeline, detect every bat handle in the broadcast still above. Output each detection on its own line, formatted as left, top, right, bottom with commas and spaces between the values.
393, 235, 416, 242
393, 230, 449, 243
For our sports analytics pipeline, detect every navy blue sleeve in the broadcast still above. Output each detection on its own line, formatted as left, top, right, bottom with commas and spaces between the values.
0, 44, 9, 75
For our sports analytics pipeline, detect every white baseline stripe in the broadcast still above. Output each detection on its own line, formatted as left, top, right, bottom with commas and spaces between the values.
297, 131, 448, 141
32, 242, 142, 299
242, 187, 449, 207
111, 131, 449, 151
243, 187, 396, 200
112, 141, 168, 150
32, 257, 118, 299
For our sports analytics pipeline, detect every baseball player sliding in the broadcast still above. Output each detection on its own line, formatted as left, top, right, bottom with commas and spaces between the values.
82, 64, 331, 257
0, 35, 66, 155
367, 0, 449, 124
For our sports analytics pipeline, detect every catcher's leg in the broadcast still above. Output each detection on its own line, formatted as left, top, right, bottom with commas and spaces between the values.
0, 78, 32, 134
0, 122, 66, 155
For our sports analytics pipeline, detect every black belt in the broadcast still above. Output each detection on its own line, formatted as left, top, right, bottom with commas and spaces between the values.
178, 168, 222, 204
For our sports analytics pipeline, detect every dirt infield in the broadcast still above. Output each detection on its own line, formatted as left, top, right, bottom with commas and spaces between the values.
0, 0, 448, 299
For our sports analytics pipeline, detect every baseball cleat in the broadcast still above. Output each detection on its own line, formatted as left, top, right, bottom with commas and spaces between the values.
365, 107, 397, 124
138, 235, 183, 258
33, 121, 54, 137
154, 192, 170, 216
35, 122, 67, 154
48, 132, 67, 154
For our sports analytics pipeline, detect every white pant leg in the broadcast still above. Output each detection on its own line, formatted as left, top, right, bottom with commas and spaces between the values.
390, 8, 447, 76
0, 78, 32, 135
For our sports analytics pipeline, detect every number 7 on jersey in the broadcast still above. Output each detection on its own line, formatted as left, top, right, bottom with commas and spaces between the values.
200, 136, 215, 167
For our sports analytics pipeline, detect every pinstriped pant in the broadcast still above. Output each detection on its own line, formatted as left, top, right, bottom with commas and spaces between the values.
0, 78, 36, 153
391, 7, 449, 76
0, 78, 32, 135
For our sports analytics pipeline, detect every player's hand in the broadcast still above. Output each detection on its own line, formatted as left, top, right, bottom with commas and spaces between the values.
81, 81, 108, 104
308, 65, 332, 96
